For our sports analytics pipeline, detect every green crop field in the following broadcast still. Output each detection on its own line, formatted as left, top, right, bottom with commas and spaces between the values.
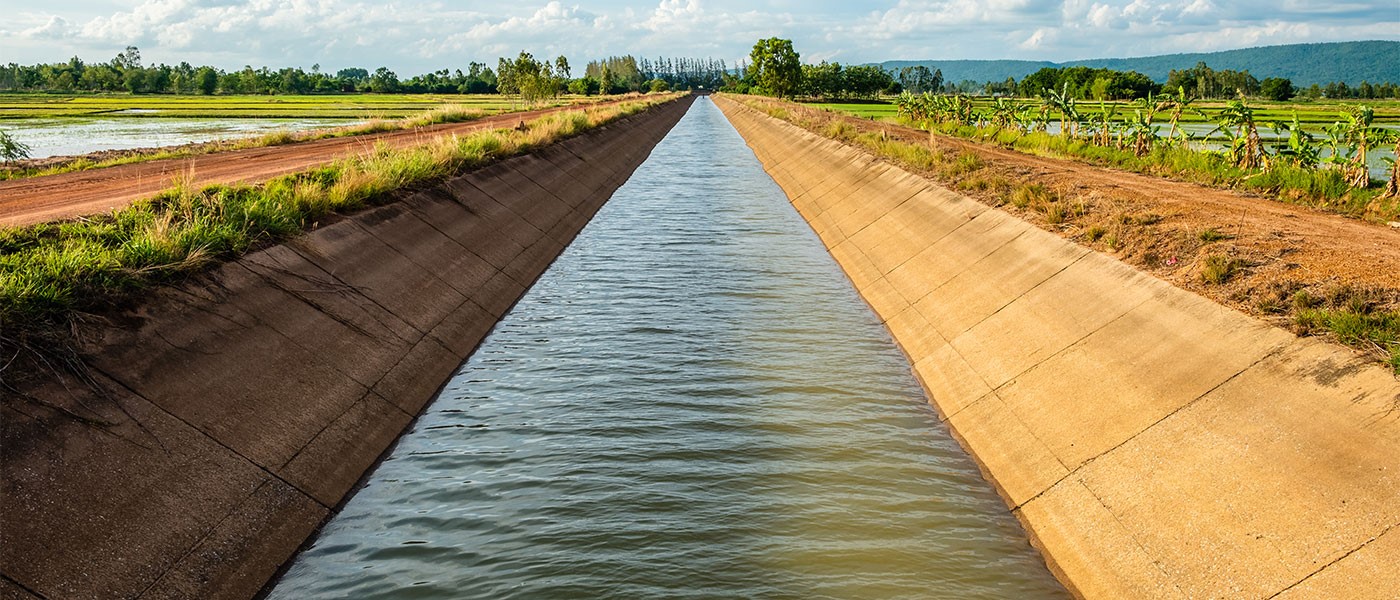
0, 94, 575, 120
808, 101, 901, 120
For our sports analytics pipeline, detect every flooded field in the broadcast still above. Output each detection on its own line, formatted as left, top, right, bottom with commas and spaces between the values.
0, 116, 360, 158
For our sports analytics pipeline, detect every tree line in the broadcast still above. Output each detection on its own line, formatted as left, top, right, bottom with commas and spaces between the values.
0, 46, 724, 97
735, 39, 1400, 102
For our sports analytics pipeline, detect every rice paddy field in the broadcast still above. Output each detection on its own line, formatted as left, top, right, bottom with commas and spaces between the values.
0, 93, 536, 120
0, 93, 587, 160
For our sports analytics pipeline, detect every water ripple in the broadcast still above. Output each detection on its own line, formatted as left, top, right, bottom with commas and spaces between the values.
269, 97, 1067, 600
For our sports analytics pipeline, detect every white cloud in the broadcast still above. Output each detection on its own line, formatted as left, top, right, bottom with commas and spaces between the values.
21, 15, 73, 39
1, 0, 1397, 71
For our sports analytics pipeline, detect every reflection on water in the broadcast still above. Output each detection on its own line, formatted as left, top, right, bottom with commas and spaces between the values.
0, 117, 359, 158
268, 97, 1068, 599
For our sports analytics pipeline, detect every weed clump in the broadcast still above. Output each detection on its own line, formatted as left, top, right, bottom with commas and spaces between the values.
1293, 288, 1400, 374
1010, 184, 1055, 209
1198, 228, 1230, 243
1201, 254, 1243, 284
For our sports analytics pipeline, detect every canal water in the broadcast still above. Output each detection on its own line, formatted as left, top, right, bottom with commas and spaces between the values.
268, 97, 1068, 599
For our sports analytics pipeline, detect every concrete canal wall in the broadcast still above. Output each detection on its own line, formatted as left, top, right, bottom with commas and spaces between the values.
715, 95, 1400, 599
0, 96, 693, 600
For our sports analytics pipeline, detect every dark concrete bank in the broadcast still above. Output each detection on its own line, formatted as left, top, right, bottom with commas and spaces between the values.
0, 95, 693, 600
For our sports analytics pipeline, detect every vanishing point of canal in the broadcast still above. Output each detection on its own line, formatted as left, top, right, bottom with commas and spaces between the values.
268, 97, 1068, 599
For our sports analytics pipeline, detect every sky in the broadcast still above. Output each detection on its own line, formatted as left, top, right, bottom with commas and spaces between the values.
2, 0, 1398, 74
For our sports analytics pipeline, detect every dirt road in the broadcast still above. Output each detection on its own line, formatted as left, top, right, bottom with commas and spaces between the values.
0, 101, 624, 227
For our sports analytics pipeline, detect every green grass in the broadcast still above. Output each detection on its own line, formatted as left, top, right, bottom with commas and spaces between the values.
0, 95, 677, 342
1201, 254, 1243, 284
1288, 283, 1400, 372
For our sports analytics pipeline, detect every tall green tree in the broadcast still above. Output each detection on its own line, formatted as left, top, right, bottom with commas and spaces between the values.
748, 37, 801, 99
1260, 77, 1294, 101
195, 67, 218, 95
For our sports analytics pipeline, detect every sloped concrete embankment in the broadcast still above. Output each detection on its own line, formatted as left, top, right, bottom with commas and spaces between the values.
0, 96, 694, 600
714, 96, 1400, 599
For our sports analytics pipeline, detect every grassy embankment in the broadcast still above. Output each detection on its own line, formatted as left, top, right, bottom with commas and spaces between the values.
737, 94, 1399, 373
0, 94, 680, 350
0, 94, 600, 180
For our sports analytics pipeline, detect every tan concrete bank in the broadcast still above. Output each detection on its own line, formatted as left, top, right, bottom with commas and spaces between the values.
715, 96, 1400, 599
0, 96, 693, 600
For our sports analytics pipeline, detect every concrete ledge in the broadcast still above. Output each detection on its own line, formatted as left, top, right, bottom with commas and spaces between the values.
0, 95, 694, 600
715, 95, 1400, 599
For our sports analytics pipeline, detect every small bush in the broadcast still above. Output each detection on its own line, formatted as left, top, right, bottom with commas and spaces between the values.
1085, 225, 1107, 242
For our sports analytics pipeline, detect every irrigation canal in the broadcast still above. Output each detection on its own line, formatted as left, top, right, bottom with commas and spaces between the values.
267, 97, 1068, 599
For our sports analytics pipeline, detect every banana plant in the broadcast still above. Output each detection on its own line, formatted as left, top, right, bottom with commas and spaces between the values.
1160, 86, 1207, 145
1214, 99, 1264, 170
1042, 82, 1081, 138
1088, 101, 1119, 147
1122, 109, 1160, 157
1269, 113, 1321, 169
1365, 126, 1399, 197
1013, 105, 1040, 134
1339, 106, 1376, 188
0, 129, 29, 163
988, 97, 1020, 129
1321, 121, 1355, 170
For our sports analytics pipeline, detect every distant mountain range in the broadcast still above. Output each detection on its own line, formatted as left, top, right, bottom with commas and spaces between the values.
878, 41, 1400, 87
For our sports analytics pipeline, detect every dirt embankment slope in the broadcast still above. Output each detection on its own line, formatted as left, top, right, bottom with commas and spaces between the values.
0, 98, 641, 227
0, 96, 693, 600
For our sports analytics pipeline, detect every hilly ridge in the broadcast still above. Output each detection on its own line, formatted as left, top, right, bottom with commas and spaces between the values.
879, 41, 1400, 86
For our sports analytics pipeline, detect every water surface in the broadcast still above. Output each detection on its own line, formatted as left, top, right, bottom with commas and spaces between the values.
269, 97, 1067, 599
1, 117, 358, 158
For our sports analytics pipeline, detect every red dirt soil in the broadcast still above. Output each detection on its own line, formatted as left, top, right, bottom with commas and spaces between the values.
0, 100, 631, 227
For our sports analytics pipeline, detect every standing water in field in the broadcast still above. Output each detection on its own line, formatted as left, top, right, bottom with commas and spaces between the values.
0, 117, 358, 159
268, 97, 1068, 599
